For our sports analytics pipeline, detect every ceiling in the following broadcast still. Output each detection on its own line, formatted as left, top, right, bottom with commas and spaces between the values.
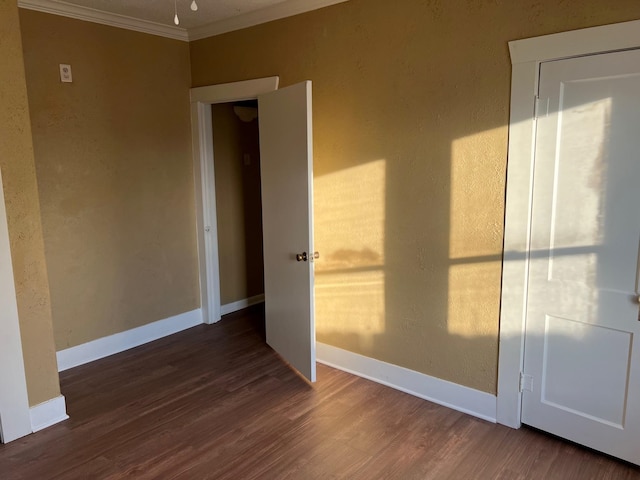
18, 0, 348, 41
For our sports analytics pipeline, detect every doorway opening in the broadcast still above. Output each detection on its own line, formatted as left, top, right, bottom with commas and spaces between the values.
191, 77, 317, 382
189, 77, 278, 324
211, 100, 265, 320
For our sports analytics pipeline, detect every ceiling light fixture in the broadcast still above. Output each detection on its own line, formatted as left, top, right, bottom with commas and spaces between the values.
173, 0, 198, 26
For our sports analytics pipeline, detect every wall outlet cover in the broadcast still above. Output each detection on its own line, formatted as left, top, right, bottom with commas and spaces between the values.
59, 64, 72, 83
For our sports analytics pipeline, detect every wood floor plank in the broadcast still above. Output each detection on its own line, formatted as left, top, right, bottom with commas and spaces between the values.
1, 305, 638, 479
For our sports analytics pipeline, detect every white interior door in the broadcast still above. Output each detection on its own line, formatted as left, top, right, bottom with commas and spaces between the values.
258, 81, 316, 382
522, 49, 640, 465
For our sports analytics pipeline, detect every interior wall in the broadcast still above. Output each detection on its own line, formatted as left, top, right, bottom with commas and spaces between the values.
190, 0, 640, 394
212, 103, 264, 305
0, 0, 60, 406
19, 10, 200, 351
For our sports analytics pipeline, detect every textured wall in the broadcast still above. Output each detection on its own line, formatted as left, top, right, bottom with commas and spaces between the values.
191, 0, 640, 393
20, 11, 200, 350
212, 103, 264, 305
0, 0, 60, 406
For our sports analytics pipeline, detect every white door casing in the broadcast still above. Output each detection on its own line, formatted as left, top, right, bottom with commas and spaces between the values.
497, 19, 640, 429
521, 50, 640, 465
190, 77, 279, 324
258, 82, 316, 382
0, 167, 32, 443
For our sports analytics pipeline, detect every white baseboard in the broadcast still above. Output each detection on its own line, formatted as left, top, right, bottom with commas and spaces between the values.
220, 294, 265, 316
316, 343, 497, 423
30, 395, 68, 432
56, 309, 203, 372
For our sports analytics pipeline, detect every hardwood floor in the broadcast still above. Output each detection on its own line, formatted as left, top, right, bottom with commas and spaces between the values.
1, 305, 638, 479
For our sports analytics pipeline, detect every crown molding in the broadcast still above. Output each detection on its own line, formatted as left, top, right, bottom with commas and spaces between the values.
18, 0, 189, 42
187, 0, 350, 41
17, 0, 349, 43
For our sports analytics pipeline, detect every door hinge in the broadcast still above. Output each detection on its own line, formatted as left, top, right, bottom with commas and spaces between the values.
519, 372, 533, 393
533, 95, 540, 119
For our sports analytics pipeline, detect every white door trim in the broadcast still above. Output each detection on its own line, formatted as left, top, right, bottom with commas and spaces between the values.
190, 77, 279, 324
0, 168, 32, 443
497, 19, 640, 428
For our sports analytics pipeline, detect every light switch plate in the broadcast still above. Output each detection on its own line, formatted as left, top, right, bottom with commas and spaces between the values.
59, 64, 72, 83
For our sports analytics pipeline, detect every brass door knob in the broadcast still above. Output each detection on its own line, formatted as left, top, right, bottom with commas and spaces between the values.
296, 252, 308, 262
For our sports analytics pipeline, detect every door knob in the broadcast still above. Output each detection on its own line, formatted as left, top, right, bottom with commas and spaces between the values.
296, 251, 319, 262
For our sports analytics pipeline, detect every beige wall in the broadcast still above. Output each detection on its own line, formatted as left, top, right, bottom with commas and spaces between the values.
212, 103, 264, 305
0, 0, 60, 406
20, 11, 200, 350
190, 0, 640, 393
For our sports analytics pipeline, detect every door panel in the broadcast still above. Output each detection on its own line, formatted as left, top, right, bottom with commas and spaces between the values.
522, 50, 640, 465
258, 81, 316, 382
541, 315, 631, 427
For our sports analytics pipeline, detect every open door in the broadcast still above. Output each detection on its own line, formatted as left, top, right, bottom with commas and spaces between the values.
258, 81, 316, 382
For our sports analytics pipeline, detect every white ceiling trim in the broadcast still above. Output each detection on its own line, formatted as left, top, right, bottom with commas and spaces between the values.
18, 0, 189, 41
17, 0, 350, 43
187, 0, 349, 41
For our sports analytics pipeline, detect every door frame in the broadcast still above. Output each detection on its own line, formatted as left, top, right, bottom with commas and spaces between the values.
190, 77, 279, 324
0, 168, 32, 443
497, 19, 640, 428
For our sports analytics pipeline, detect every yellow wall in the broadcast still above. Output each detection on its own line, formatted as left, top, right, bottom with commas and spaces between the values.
190, 0, 640, 393
19, 10, 200, 350
212, 103, 264, 305
0, 0, 60, 406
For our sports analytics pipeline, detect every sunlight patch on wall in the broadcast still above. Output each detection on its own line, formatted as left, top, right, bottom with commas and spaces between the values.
448, 262, 500, 338
314, 159, 386, 348
449, 127, 505, 260
447, 128, 504, 338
